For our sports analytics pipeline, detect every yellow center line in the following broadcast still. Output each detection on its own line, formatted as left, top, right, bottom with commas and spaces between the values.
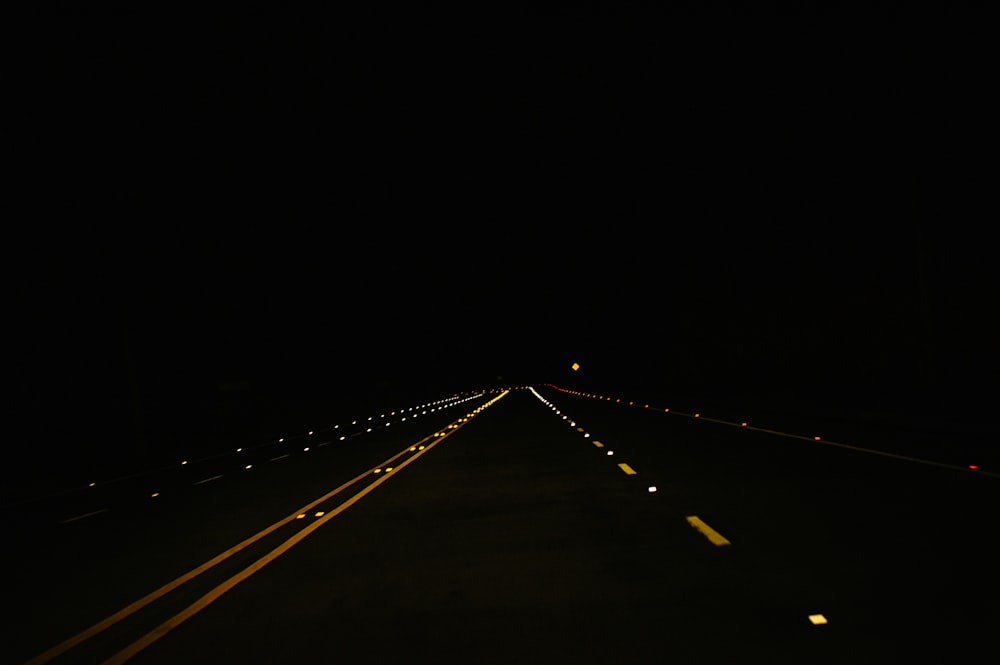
686, 515, 731, 546
24, 393, 507, 665
618, 463, 637, 475
101, 390, 507, 665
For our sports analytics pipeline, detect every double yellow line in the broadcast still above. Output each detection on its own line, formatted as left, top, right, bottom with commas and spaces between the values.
26, 391, 507, 665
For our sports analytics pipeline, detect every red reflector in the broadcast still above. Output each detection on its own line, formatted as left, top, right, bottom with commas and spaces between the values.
969, 465, 979, 470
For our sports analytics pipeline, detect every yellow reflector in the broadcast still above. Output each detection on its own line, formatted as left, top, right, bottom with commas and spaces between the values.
296, 514, 306, 519
374, 468, 382, 473
315, 511, 325, 517
385, 467, 393, 472
150, 492, 159, 498
571, 362, 580, 371
809, 614, 828, 625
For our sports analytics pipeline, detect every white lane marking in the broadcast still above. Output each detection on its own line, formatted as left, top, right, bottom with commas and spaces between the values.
60, 509, 109, 524
194, 475, 224, 486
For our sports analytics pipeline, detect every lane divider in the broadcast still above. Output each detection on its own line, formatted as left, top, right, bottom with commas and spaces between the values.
44, 393, 493, 525
11, 392, 490, 513
543, 384, 998, 478
686, 515, 732, 546
528, 386, 650, 491
536, 385, 836, 627
24, 391, 509, 665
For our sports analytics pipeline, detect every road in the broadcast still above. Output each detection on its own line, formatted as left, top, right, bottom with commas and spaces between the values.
7, 386, 999, 664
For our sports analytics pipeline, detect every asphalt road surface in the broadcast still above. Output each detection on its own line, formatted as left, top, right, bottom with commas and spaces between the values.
8, 386, 999, 664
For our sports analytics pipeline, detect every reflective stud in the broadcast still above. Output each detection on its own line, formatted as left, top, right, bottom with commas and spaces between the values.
315, 511, 325, 517
648, 486, 657, 493
808, 614, 828, 625
814, 436, 822, 441
969, 465, 979, 470
296, 514, 306, 519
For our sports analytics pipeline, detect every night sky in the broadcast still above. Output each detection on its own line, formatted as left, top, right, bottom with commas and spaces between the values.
11, 5, 995, 466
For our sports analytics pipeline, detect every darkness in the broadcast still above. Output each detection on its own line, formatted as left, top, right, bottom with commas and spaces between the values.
10, 4, 995, 474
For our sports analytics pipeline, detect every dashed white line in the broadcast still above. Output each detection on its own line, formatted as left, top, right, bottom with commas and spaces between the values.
60, 509, 109, 524
194, 475, 224, 486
